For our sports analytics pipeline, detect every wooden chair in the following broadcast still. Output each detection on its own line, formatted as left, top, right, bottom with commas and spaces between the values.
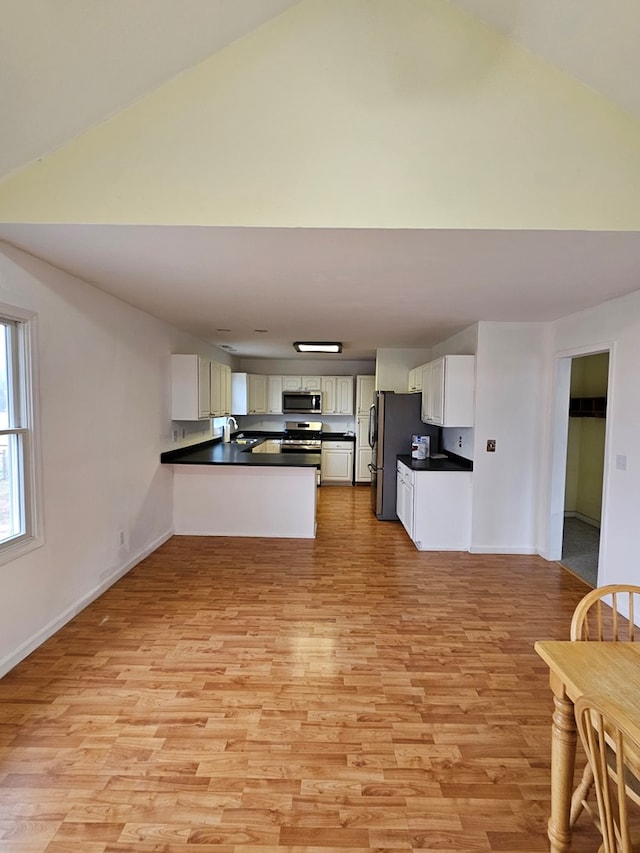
570, 585, 640, 827
575, 694, 640, 852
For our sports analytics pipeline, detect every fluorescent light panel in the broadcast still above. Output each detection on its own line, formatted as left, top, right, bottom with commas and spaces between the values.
293, 341, 342, 353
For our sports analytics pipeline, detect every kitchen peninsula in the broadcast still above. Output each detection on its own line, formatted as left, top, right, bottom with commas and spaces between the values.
161, 437, 320, 538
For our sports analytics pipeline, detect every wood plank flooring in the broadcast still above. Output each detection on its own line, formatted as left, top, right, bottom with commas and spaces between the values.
0, 486, 602, 851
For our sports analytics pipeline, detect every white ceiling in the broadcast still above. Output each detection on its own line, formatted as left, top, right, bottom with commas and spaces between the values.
2, 1, 640, 361
2, 223, 640, 361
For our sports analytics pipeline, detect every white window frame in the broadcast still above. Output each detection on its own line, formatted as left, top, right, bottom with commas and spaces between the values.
0, 303, 43, 564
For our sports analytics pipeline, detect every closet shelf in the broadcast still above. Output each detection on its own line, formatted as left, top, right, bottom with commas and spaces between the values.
569, 396, 607, 418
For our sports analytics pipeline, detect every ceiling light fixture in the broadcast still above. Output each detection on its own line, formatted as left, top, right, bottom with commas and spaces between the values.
293, 341, 342, 354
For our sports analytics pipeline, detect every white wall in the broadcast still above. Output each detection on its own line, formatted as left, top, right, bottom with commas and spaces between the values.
375, 347, 431, 391
471, 322, 548, 554
238, 357, 374, 376
0, 243, 223, 675
547, 291, 640, 586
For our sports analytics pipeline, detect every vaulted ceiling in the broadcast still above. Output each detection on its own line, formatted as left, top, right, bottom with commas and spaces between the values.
1, 0, 640, 360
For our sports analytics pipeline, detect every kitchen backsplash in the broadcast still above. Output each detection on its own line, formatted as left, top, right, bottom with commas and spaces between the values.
237, 414, 355, 433
442, 427, 474, 460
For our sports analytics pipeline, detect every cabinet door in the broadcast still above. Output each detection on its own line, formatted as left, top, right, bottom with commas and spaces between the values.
321, 377, 336, 413
302, 376, 321, 391
421, 362, 432, 422
396, 465, 414, 536
248, 374, 268, 413
171, 354, 211, 420
429, 357, 445, 425
412, 471, 471, 550
282, 376, 302, 391
356, 375, 375, 416
356, 446, 372, 482
221, 364, 231, 416
321, 443, 353, 482
267, 376, 283, 413
335, 376, 354, 414
209, 360, 223, 416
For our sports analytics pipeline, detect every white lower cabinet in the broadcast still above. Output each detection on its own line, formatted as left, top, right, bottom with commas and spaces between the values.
396, 463, 414, 537
355, 415, 372, 482
396, 460, 471, 550
321, 440, 354, 484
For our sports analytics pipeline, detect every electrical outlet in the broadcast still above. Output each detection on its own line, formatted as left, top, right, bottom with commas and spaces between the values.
458, 435, 463, 448
172, 430, 178, 442
118, 530, 125, 546
486, 439, 496, 453
182, 428, 186, 438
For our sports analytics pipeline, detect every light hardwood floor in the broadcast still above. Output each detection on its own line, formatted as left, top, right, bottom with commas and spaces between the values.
0, 486, 601, 852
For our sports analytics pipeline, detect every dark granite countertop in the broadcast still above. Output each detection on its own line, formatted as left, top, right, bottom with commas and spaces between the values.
321, 432, 356, 442
397, 452, 473, 472
161, 438, 320, 468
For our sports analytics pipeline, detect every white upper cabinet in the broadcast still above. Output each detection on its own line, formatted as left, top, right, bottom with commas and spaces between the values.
248, 374, 268, 414
231, 372, 267, 415
171, 354, 211, 420
356, 375, 375, 416
421, 355, 475, 427
321, 376, 354, 415
282, 376, 322, 391
408, 366, 423, 393
267, 375, 283, 414
221, 364, 231, 416
209, 360, 231, 417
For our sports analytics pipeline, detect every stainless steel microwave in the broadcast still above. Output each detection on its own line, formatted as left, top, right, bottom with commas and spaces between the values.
282, 391, 322, 414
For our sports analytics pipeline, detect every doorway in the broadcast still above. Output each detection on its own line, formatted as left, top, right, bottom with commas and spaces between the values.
559, 352, 609, 586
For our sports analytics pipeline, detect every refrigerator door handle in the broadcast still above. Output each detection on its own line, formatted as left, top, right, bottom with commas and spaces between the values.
368, 403, 376, 449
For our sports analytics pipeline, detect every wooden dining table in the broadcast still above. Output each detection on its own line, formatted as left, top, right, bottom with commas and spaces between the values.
534, 640, 640, 852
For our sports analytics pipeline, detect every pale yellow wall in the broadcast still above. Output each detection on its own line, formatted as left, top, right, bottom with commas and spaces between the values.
3, 0, 640, 228
565, 352, 609, 522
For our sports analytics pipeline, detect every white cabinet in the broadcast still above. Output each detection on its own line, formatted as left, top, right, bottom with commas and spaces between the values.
408, 366, 423, 393
282, 376, 321, 391
396, 460, 471, 550
356, 375, 376, 416
231, 372, 268, 415
321, 376, 354, 415
248, 374, 268, 414
321, 440, 354, 484
396, 462, 414, 537
171, 354, 211, 420
421, 355, 475, 427
221, 364, 231, 416
355, 376, 375, 483
355, 416, 372, 483
267, 376, 283, 414
209, 360, 231, 417
251, 439, 281, 454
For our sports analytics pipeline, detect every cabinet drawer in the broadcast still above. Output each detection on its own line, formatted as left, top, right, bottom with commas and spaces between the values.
322, 440, 352, 450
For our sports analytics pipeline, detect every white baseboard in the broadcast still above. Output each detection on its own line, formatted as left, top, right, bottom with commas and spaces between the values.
564, 511, 601, 529
0, 528, 174, 679
469, 545, 538, 555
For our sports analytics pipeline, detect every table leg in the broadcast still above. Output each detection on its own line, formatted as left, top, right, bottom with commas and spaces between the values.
547, 692, 578, 853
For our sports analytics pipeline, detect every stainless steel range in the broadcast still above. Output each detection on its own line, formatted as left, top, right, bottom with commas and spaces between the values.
280, 421, 322, 453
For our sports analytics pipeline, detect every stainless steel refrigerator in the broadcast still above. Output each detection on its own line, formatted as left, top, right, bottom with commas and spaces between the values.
367, 391, 440, 520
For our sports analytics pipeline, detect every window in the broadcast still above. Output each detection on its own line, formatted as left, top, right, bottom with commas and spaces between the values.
0, 307, 41, 561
